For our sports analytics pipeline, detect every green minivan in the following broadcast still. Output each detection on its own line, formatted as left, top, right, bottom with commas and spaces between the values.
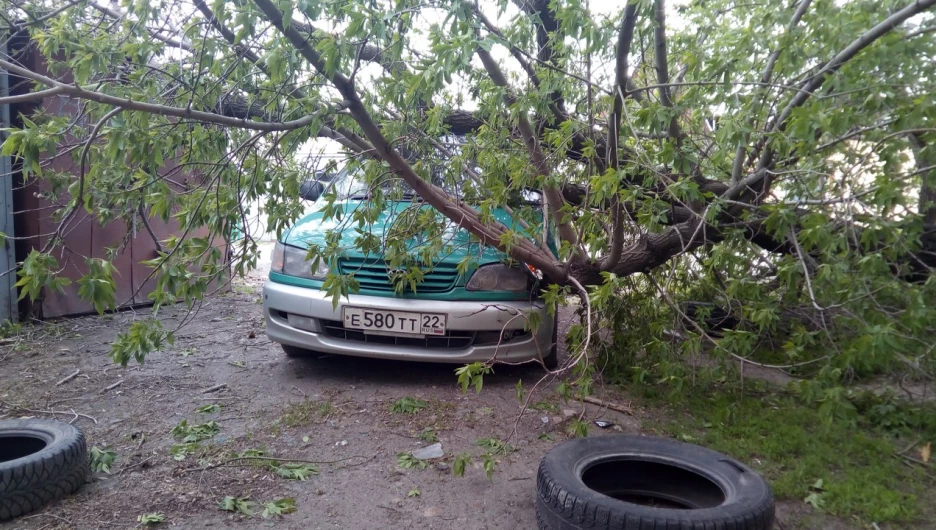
262, 166, 558, 368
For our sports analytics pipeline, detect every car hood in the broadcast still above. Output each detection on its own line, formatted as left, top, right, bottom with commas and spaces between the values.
282, 200, 535, 265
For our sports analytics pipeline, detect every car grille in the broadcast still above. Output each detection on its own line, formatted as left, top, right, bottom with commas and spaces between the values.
321, 320, 475, 349
337, 257, 460, 293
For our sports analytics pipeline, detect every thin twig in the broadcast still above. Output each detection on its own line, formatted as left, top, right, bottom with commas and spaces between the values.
119, 454, 157, 475
101, 380, 123, 393
55, 369, 81, 386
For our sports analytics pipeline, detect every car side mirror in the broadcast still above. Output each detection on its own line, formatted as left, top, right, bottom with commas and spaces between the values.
300, 171, 334, 202
521, 188, 543, 205
300, 180, 325, 202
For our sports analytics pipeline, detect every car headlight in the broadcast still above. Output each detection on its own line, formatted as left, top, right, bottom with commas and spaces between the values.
272, 242, 329, 279
465, 264, 529, 292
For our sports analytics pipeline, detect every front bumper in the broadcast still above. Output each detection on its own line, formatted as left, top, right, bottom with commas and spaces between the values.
263, 280, 554, 363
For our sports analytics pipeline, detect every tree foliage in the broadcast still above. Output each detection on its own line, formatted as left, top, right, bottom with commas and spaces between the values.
1, 0, 935, 397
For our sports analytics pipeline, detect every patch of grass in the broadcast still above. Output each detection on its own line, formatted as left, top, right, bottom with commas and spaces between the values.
638, 385, 933, 524
317, 400, 337, 418
233, 285, 256, 296
390, 397, 428, 415
280, 399, 338, 427
531, 400, 559, 413
475, 437, 514, 455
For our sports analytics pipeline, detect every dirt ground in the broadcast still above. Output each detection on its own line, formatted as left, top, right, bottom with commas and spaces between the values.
0, 263, 849, 530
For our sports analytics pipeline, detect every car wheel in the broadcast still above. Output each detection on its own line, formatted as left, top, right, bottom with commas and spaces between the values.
536, 435, 774, 530
0, 419, 88, 521
542, 314, 559, 370
281, 344, 314, 358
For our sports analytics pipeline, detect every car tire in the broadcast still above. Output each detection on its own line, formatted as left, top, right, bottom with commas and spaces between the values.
281, 344, 314, 358
535, 435, 774, 530
542, 314, 559, 370
0, 419, 88, 521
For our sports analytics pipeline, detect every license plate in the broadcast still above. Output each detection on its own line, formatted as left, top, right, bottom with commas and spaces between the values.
342, 307, 447, 336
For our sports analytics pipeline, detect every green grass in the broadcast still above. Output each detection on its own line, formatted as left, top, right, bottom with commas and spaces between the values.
279, 399, 338, 427
637, 386, 934, 524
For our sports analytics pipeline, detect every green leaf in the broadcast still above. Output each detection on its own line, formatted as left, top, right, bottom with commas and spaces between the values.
77, 259, 118, 315
218, 496, 256, 516
89, 446, 117, 473
397, 452, 429, 470
261, 497, 297, 518
137, 512, 165, 524
452, 452, 471, 477
454, 363, 491, 394
273, 463, 318, 480
482, 452, 497, 481
110, 319, 173, 366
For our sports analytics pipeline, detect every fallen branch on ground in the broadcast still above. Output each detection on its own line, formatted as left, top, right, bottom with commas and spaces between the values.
0, 401, 99, 424
55, 369, 81, 386
582, 396, 633, 415
181, 454, 372, 473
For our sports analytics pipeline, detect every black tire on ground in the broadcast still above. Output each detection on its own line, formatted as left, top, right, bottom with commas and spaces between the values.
282, 344, 314, 357
542, 314, 559, 370
536, 435, 774, 530
0, 419, 88, 521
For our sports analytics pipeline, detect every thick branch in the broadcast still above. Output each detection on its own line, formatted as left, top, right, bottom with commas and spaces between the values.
0, 56, 324, 132
468, 4, 573, 129
0, 86, 64, 105
603, 1, 639, 271
653, 0, 681, 141
515, 0, 568, 116
574, 221, 709, 285
475, 48, 579, 250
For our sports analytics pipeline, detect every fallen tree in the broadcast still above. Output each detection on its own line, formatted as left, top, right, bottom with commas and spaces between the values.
1, 0, 935, 392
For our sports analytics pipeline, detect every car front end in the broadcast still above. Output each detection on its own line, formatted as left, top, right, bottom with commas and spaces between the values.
262, 160, 559, 367
263, 235, 556, 364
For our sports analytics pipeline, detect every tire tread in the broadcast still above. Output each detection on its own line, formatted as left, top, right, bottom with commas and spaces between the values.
0, 421, 88, 521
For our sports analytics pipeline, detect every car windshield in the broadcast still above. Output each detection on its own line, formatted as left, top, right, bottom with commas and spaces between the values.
326, 164, 465, 201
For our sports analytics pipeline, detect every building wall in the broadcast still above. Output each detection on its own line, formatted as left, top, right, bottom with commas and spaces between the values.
3, 33, 227, 320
